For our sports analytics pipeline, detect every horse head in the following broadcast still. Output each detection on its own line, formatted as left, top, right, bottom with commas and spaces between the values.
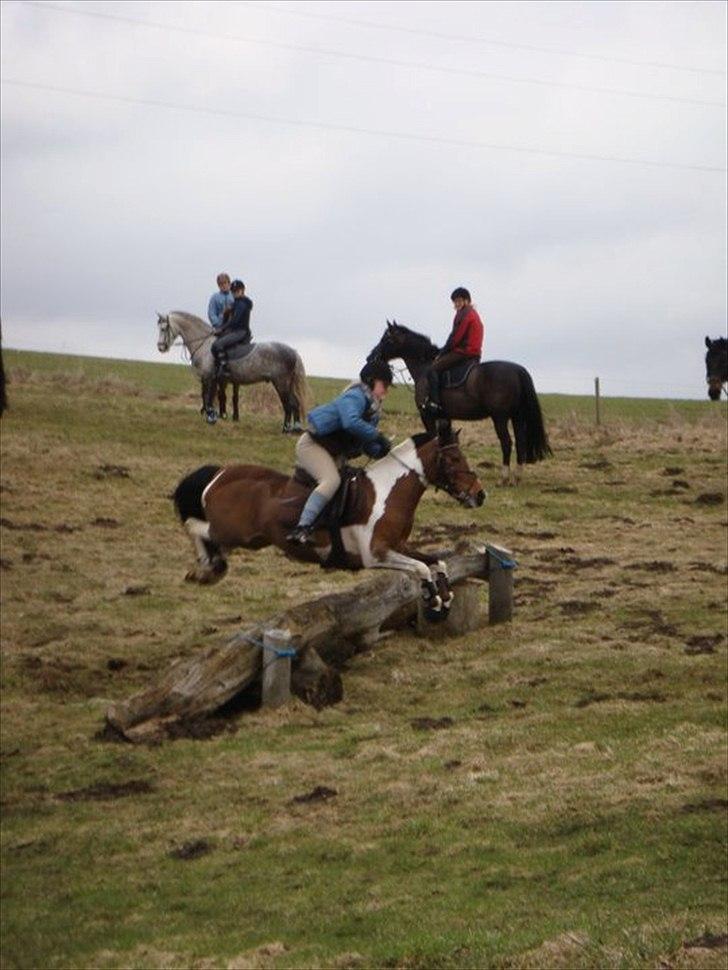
705, 336, 728, 401
156, 312, 174, 353
368, 320, 437, 364
416, 427, 485, 508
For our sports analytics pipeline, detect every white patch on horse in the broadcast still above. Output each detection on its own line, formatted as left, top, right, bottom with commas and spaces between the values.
201, 469, 227, 509
340, 438, 423, 568
185, 517, 212, 564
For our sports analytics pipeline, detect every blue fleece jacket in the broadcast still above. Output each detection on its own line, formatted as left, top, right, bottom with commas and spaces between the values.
207, 291, 234, 328
307, 384, 381, 445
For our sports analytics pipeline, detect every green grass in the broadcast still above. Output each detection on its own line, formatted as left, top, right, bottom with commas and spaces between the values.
1, 349, 726, 969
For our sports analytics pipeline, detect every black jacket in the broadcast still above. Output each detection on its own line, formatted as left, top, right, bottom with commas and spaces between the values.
221, 296, 253, 340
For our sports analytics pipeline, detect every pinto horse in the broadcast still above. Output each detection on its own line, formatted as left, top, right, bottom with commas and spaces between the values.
173, 428, 485, 619
156, 311, 309, 432
705, 336, 727, 401
367, 321, 551, 484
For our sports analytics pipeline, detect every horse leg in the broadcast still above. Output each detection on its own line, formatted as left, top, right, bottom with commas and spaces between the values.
272, 378, 293, 433
202, 378, 218, 424
370, 549, 451, 622
218, 380, 227, 419
183, 519, 228, 584
232, 383, 240, 421
493, 415, 514, 485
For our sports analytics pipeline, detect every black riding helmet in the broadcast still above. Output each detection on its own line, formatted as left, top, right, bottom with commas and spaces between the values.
360, 360, 393, 388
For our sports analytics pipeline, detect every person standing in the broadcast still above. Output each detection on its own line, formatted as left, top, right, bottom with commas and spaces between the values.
207, 273, 234, 329
423, 287, 483, 415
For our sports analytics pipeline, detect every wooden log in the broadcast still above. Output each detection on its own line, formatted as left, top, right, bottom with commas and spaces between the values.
105, 542, 492, 739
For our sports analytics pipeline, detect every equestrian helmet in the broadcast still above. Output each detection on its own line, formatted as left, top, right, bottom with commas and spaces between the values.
360, 360, 393, 387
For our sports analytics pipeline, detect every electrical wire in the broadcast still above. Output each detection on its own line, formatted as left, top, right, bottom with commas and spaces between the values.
17, 1, 728, 109
239, 0, 727, 78
2, 77, 725, 174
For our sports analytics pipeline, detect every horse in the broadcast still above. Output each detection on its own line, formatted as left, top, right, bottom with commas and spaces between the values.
156, 311, 309, 432
705, 336, 727, 401
173, 427, 485, 620
367, 320, 551, 484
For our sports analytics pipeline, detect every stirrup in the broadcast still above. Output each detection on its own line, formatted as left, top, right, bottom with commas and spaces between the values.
421, 398, 443, 416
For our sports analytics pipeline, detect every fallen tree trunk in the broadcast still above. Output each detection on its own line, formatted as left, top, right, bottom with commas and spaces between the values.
105, 542, 491, 741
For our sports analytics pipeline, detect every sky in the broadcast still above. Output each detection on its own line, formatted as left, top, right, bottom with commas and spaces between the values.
1, 0, 726, 398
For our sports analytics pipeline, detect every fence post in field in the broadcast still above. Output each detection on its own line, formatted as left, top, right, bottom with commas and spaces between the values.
486, 544, 516, 624
262, 628, 294, 708
595, 377, 601, 426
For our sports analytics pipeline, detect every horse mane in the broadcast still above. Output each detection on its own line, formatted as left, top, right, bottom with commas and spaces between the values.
391, 323, 438, 358
171, 311, 212, 331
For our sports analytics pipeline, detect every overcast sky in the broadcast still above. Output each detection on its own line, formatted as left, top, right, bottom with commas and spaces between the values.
1, 0, 726, 397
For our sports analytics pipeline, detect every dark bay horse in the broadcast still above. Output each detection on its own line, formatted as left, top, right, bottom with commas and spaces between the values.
368, 321, 551, 483
705, 336, 727, 400
173, 428, 485, 619
156, 312, 309, 432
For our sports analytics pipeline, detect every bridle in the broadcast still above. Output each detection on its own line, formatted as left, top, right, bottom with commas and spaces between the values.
387, 441, 479, 502
158, 316, 212, 362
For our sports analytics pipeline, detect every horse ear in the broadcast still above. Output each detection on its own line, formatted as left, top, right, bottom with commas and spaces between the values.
387, 320, 393, 330
157, 312, 164, 322
706, 336, 712, 348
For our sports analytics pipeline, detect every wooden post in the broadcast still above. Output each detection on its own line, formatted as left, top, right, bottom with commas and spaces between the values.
416, 579, 485, 637
595, 377, 601, 426
261, 628, 293, 708
486, 544, 516, 624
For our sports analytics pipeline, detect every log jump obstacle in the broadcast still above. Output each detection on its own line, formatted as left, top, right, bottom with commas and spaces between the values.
105, 540, 516, 742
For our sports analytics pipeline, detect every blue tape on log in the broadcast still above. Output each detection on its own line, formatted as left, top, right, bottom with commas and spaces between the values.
243, 633, 296, 658
485, 545, 518, 570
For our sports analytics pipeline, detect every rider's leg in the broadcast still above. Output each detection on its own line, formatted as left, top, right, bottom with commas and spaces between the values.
287, 434, 342, 542
424, 352, 466, 413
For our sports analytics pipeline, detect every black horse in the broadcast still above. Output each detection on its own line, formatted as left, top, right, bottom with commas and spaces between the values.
367, 320, 551, 483
705, 336, 727, 401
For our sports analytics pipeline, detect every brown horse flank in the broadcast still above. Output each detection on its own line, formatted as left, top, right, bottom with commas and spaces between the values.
705, 336, 728, 400
368, 321, 551, 484
173, 428, 485, 619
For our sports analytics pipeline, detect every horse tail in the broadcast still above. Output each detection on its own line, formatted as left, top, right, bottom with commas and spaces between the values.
173, 464, 221, 523
515, 367, 552, 462
290, 350, 313, 414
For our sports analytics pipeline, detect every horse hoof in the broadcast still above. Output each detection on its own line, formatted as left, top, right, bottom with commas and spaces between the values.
206, 409, 218, 425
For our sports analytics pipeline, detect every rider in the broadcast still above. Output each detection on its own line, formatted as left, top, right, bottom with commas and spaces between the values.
286, 360, 394, 544
210, 280, 253, 377
207, 273, 235, 329
423, 287, 483, 415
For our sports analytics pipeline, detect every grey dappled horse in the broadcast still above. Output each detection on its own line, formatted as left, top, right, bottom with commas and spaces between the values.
156, 311, 309, 432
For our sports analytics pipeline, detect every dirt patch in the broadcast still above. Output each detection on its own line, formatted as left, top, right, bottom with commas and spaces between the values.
688, 561, 728, 575
56, 779, 154, 802
411, 716, 454, 730
575, 690, 667, 708
0, 517, 80, 533
168, 839, 212, 860
560, 600, 598, 615
662, 466, 685, 475
91, 517, 121, 528
685, 635, 723, 655
95, 464, 131, 479
680, 799, 728, 814
629, 560, 676, 573
580, 459, 613, 470
695, 492, 724, 506
123, 585, 150, 596
291, 785, 337, 804
683, 932, 728, 949
542, 486, 578, 494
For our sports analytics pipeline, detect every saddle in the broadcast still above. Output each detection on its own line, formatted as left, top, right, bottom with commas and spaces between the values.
440, 358, 479, 389
282, 465, 366, 569
224, 341, 256, 363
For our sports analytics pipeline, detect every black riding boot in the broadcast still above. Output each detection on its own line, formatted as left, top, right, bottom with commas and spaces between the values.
423, 369, 443, 415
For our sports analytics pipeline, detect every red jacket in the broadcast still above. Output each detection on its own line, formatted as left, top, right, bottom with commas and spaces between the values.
446, 306, 484, 357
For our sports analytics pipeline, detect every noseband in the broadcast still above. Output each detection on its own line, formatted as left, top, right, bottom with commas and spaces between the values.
434, 443, 480, 500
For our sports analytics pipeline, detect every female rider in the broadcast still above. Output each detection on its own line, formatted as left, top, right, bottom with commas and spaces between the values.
286, 360, 394, 544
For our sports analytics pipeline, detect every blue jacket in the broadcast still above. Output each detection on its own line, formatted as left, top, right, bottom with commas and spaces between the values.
308, 384, 385, 457
207, 291, 234, 328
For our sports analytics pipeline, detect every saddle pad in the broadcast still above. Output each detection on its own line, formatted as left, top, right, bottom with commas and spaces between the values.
226, 341, 256, 363
441, 359, 478, 389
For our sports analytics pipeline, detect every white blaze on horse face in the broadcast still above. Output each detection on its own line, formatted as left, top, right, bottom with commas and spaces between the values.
340, 438, 425, 568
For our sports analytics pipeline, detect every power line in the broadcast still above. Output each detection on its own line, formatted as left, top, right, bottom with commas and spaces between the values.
2, 76, 725, 174
17, 0, 727, 109
241, 0, 728, 78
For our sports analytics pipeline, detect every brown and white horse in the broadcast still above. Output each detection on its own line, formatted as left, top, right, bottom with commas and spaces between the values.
173, 429, 485, 618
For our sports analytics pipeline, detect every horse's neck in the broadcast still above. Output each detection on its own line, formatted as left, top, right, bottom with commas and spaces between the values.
366, 440, 428, 499
172, 313, 212, 347
401, 353, 431, 382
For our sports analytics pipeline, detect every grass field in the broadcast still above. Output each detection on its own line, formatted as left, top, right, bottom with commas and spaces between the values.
1, 349, 726, 970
